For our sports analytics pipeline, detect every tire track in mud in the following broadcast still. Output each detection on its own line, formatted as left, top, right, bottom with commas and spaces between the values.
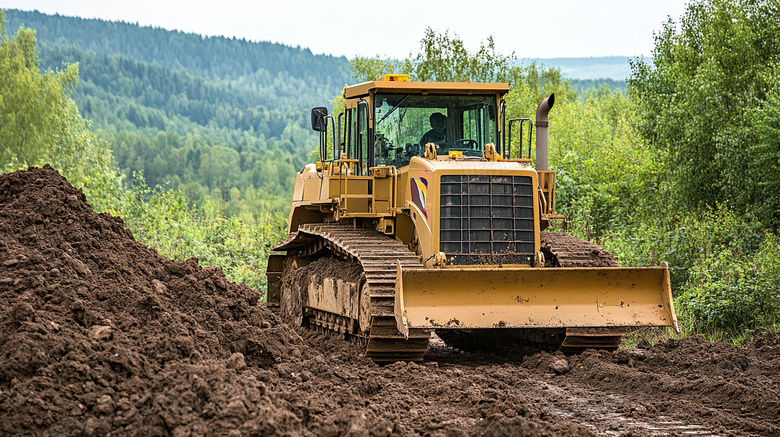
515, 341, 780, 436
423, 343, 723, 436
532, 378, 717, 435
279, 331, 779, 436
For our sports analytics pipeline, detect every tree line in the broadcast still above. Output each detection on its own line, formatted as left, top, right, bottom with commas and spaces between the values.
4, 9, 351, 220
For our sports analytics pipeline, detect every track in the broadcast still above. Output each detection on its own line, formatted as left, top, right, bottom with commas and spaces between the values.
540, 232, 618, 268
541, 232, 627, 352
274, 223, 431, 362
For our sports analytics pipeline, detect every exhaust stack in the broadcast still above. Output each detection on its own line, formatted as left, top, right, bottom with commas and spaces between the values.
535, 94, 555, 171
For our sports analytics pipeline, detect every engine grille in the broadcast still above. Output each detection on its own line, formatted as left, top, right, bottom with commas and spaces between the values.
439, 174, 535, 265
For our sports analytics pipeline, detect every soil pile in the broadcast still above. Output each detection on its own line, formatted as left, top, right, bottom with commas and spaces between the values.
0, 165, 310, 435
0, 166, 585, 436
2, 166, 778, 436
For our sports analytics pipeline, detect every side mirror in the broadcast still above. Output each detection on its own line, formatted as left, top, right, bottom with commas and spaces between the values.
311, 107, 329, 132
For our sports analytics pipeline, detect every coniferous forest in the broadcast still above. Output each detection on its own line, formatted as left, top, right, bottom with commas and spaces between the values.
5, 9, 351, 219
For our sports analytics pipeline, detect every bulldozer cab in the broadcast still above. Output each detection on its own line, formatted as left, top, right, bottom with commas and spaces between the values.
326, 75, 510, 174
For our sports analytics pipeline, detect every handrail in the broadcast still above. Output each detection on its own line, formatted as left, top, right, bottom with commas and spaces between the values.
507, 118, 533, 159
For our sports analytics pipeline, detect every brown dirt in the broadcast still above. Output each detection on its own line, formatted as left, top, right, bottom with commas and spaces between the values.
2, 165, 779, 436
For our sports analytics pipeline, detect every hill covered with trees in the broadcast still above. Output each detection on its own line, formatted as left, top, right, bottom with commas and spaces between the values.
4, 9, 625, 218
4, 8, 352, 219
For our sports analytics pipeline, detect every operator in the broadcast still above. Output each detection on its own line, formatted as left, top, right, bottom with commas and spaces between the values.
419, 112, 447, 147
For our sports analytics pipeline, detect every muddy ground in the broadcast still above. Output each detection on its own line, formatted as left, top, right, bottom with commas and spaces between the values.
1, 166, 778, 436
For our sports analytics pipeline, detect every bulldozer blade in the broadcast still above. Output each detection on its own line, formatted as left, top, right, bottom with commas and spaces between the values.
394, 263, 678, 339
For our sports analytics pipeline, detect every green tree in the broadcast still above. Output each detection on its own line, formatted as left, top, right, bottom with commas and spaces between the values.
549, 88, 659, 241
622, 0, 780, 340
0, 11, 121, 211
749, 79, 780, 226
199, 145, 239, 189
350, 28, 575, 106
628, 0, 780, 227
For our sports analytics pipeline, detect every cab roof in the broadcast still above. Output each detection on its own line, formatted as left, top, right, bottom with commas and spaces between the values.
344, 75, 510, 99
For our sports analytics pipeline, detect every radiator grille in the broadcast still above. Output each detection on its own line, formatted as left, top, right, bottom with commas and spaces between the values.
439, 175, 535, 265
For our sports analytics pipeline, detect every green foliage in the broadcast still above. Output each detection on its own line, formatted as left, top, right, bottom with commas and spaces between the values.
677, 232, 780, 340
603, 205, 764, 288
4, 9, 351, 218
350, 57, 401, 83
547, 88, 660, 241
748, 78, 780, 226
618, 0, 780, 340
409, 29, 511, 83
350, 28, 576, 108
120, 176, 287, 293
628, 0, 780, 227
0, 10, 123, 212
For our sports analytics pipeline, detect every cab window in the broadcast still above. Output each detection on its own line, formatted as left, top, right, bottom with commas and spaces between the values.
373, 94, 497, 167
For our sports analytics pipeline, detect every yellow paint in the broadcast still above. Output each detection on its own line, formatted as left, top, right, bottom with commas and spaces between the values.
395, 264, 679, 339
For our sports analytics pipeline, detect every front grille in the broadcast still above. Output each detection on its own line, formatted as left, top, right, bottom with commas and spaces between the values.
439, 174, 535, 265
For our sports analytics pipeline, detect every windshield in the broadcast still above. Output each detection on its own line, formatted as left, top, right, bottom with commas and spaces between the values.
373, 94, 497, 167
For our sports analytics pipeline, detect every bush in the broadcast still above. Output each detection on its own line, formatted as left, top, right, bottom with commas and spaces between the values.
603, 204, 764, 288
119, 175, 287, 294
677, 233, 780, 340
549, 88, 661, 242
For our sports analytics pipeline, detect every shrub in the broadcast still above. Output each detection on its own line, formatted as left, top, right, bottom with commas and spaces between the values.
603, 204, 764, 288
676, 233, 780, 340
120, 176, 287, 294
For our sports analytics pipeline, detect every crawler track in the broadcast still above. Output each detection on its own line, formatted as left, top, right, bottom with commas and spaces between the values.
275, 223, 431, 362
275, 228, 638, 359
541, 232, 626, 352
540, 232, 618, 268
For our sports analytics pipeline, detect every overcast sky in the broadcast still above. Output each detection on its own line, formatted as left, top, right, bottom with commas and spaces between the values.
1, 0, 689, 59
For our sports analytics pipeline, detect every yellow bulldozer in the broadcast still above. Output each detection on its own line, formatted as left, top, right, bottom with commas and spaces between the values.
266, 74, 678, 362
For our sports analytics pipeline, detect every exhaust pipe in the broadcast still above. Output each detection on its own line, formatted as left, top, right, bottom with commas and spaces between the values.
535, 94, 555, 171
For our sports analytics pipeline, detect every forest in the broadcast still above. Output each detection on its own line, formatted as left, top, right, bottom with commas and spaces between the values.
4, 8, 351, 219
2, 0, 779, 343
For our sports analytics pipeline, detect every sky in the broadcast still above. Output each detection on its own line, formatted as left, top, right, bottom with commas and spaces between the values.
1, 0, 690, 59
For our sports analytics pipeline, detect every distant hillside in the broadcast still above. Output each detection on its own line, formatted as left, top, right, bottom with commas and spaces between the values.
4, 9, 352, 218
5, 9, 350, 82
523, 56, 633, 81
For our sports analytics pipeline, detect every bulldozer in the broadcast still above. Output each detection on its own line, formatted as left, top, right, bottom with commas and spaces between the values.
266, 74, 678, 362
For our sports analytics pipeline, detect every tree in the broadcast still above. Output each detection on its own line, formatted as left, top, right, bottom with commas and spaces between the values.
1, 12, 77, 166
350, 28, 575, 106
628, 0, 780, 227
0, 11, 121, 211
749, 79, 780, 226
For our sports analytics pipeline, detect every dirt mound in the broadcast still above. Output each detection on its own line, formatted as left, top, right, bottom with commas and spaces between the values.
0, 166, 589, 436
0, 165, 309, 435
2, 165, 779, 436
